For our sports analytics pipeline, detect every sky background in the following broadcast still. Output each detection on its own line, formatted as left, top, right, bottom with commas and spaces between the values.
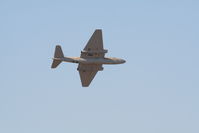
0, 0, 199, 133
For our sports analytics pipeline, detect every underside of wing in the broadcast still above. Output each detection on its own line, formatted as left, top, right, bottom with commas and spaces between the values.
79, 71, 98, 87
77, 64, 103, 87
81, 29, 107, 58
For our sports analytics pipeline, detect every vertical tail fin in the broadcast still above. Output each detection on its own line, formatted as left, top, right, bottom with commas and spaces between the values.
51, 45, 64, 68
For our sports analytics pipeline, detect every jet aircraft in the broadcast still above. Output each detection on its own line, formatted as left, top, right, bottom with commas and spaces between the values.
51, 29, 126, 87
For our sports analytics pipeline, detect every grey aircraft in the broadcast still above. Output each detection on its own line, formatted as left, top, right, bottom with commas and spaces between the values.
51, 29, 126, 87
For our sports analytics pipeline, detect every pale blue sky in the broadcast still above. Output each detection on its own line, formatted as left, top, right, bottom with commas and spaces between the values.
0, 0, 199, 133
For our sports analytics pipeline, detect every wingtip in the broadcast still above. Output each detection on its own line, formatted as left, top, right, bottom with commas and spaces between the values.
95, 29, 102, 32
82, 85, 89, 87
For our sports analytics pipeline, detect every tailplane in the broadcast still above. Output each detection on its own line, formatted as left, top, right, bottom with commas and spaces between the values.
51, 45, 64, 68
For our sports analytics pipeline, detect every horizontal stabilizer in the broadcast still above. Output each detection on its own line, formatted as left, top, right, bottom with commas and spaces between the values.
54, 45, 64, 58
51, 45, 64, 68
51, 60, 61, 68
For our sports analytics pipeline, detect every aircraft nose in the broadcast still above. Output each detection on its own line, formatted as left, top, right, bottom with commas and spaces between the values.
120, 59, 126, 63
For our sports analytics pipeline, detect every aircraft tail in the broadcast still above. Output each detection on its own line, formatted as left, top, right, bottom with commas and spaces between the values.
51, 45, 64, 68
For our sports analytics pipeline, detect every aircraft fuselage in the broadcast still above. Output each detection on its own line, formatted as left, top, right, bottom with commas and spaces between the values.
53, 57, 125, 65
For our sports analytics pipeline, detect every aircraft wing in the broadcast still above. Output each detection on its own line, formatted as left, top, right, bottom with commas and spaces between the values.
77, 64, 103, 87
81, 29, 107, 58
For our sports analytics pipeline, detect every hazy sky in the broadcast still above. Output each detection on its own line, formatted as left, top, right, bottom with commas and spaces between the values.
0, 0, 199, 133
